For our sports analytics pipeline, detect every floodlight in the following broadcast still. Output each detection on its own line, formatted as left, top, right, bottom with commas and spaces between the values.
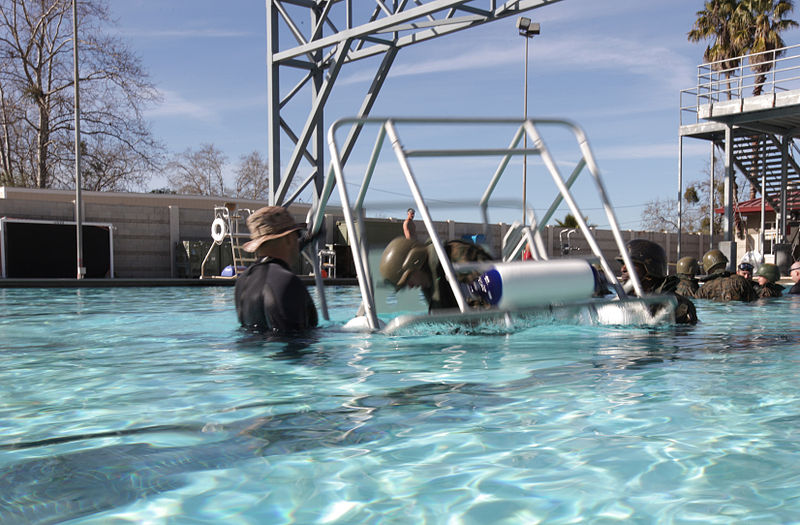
516, 17, 540, 37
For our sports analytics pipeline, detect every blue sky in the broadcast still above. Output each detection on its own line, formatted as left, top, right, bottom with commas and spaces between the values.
107, 0, 800, 230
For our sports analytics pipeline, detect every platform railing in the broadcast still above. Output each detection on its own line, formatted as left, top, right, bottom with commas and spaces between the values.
315, 117, 643, 331
680, 43, 800, 126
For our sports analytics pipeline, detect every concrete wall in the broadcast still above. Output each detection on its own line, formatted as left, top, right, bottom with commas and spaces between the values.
0, 187, 718, 278
339, 216, 717, 275
0, 187, 313, 278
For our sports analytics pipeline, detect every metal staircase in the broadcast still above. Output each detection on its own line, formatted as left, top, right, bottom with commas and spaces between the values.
679, 42, 800, 255
731, 133, 800, 213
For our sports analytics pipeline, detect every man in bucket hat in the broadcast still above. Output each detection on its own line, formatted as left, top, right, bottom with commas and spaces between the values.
235, 206, 318, 333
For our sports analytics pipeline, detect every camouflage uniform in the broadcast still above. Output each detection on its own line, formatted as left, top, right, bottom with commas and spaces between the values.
675, 276, 699, 298
754, 281, 784, 298
617, 240, 698, 324
695, 272, 756, 302
424, 240, 493, 311
648, 275, 698, 325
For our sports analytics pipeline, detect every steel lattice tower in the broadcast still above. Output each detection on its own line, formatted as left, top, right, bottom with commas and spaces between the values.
266, 0, 562, 207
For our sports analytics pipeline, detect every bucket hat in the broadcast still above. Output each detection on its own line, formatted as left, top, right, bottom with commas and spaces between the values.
242, 206, 305, 253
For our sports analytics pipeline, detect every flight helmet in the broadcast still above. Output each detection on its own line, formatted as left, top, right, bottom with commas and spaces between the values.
379, 237, 429, 289
702, 249, 728, 274
754, 263, 780, 283
676, 256, 700, 277
616, 239, 667, 278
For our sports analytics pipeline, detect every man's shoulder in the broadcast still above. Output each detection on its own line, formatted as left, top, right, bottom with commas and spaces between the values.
652, 275, 679, 294
696, 271, 756, 301
239, 258, 301, 284
709, 272, 749, 285
702, 271, 729, 281
445, 239, 493, 262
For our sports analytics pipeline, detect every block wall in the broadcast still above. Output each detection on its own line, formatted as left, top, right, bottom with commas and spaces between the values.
0, 187, 718, 278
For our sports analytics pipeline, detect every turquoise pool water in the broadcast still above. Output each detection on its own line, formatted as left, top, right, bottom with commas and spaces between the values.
2, 286, 800, 523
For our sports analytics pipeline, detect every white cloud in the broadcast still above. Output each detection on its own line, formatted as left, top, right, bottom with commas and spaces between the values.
340, 44, 520, 85
534, 36, 696, 92
114, 27, 250, 39
145, 91, 265, 121
340, 34, 695, 94
145, 90, 215, 120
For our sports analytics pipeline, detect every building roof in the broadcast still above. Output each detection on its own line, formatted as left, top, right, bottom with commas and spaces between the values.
715, 190, 800, 214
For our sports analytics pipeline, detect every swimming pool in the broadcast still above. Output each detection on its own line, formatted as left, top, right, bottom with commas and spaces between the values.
1, 286, 800, 523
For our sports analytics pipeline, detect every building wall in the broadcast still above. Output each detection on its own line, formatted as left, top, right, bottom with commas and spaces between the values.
339, 215, 716, 275
736, 210, 791, 265
0, 187, 312, 278
0, 187, 717, 278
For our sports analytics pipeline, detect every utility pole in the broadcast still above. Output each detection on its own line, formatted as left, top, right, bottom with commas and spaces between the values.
72, 0, 85, 279
517, 17, 540, 225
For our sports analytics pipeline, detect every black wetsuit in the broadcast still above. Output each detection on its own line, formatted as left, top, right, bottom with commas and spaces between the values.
235, 257, 318, 333
789, 282, 800, 295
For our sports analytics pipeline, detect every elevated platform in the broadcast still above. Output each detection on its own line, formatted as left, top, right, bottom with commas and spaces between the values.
679, 44, 800, 258
694, 91, 800, 135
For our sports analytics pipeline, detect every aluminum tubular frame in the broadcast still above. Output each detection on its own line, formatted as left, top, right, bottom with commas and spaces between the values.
324, 117, 642, 330
475, 120, 629, 296
267, 0, 565, 209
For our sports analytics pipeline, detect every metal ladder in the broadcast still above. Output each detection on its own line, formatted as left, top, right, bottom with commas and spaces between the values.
200, 203, 257, 279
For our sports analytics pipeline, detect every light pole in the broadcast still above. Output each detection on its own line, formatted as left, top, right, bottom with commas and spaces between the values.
72, 0, 85, 279
517, 17, 539, 226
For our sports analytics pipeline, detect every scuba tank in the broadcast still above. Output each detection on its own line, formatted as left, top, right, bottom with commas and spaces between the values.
465, 259, 598, 309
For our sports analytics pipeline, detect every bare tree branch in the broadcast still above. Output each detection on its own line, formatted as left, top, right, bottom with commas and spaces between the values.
0, 0, 164, 190
167, 143, 228, 197
234, 150, 270, 201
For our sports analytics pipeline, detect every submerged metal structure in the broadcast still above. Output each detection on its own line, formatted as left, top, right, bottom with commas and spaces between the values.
266, 0, 563, 208
318, 116, 676, 332
679, 44, 800, 270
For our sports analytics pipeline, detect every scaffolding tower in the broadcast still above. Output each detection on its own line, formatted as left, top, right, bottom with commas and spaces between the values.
266, 0, 563, 209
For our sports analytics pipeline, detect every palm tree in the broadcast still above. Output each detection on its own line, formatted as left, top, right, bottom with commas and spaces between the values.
689, 0, 745, 100
734, 0, 798, 96
554, 213, 595, 229
733, 1, 797, 198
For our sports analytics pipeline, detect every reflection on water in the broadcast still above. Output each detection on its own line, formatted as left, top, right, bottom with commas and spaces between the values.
2, 288, 800, 522
0, 382, 504, 524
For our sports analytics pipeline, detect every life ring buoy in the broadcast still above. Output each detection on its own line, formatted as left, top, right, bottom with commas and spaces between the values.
211, 217, 228, 243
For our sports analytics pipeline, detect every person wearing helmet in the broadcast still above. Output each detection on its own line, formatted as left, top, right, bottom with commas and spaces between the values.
694, 248, 756, 302
753, 263, 784, 298
616, 239, 697, 324
675, 256, 700, 297
380, 236, 493, 311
